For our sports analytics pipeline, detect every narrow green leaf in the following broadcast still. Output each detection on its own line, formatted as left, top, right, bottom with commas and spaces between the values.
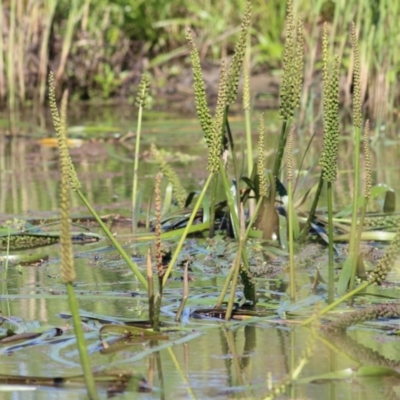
337, 252, 354, 296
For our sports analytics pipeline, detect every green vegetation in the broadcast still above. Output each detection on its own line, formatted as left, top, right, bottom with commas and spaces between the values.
0, 0, 396, 126
2, 0, 400, 398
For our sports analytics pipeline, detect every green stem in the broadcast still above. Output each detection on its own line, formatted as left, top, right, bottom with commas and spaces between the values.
162, 173, 213, 286
209, 173, 218, 238
66, 283, 99, 400
219, 159, 240, 238
327, 182, 335, 304
39, 0, 57, 104
132, 105, 143, 231
245, 108, 253, 177
348, 125, 362, 289
55, 0, 79, 83
76, 189, 148, 290
216, 196, 263, 309
287, 179, 295, 302
300, 171, 323, 242
349, 198, 369, 292
224, 110, 241, 214
272, 120, 290, 179
225, 240, 244, 320
302, 281, 370, 326
219, 162, 251, 270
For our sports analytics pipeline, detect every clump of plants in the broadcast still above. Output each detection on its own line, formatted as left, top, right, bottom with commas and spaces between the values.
41, 0, 400, 397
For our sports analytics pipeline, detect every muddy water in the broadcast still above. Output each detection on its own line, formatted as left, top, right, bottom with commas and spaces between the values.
1, 105, 400, 399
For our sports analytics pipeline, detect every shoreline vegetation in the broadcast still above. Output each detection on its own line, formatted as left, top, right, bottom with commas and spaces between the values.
0, 0, 397, 124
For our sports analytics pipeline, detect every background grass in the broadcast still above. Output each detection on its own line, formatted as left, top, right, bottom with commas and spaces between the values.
0, 0, 397, 122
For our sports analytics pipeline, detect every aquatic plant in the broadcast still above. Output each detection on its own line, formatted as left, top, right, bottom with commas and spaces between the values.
49, 72, 148, 290
226, 0, 252, 106
132, 74, 151, 231
273, 0, 303, 179
243, 49, 253, 178
320, 23, 340, 303
257, 113, 268, 198
186, 28, 213, 146
338, 22, 363, 296
150, 144, 187, 209
323, 303, 400, 333
56, 90, 98, 400
286, 125, 296, 301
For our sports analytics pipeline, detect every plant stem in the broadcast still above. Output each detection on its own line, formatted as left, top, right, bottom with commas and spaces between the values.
162, 173, 213, 286
66, 283, 99, 400
349, 198, 369, 292
287, 178, 296, 301
132, 104, 144, 231
245, 108, 253, 177
225, 240, 244, 320
8, 0, 16, 109
300, 171, 323, 241
208, 173, 218, 238
76, 189, 148, 290
272, 120, 289, 179
337, 127, 363, 295
349, 126, 361, 252
302, 281, 370, 326
216, 196, 263, 309
39, 0, 57, 104
327, 181, 335, 303
55, 0, 80, 84
219, 159, 240, 238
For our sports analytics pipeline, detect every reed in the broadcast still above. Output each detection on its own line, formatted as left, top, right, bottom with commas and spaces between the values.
0, 0, 396, 117
0, 1, 4, 102
7, 0, 16, 109
16, 0, 25, 103
38, 0, 57, 104
55, 0, 81, 85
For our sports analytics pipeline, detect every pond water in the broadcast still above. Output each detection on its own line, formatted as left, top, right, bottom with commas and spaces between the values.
1, 104, 400, 399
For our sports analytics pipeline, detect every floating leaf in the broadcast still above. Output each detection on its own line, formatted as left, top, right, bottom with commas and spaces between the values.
100, 324, 168, 340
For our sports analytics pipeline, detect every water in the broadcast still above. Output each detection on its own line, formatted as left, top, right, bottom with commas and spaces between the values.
1, 105, 400, 399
